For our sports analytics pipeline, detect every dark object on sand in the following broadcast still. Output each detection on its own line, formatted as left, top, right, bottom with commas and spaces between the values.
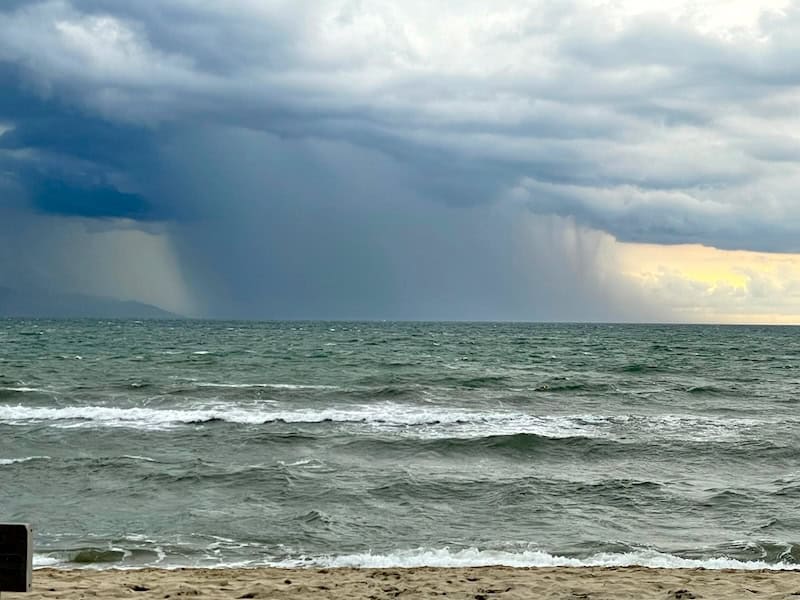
0, 523, 32, 593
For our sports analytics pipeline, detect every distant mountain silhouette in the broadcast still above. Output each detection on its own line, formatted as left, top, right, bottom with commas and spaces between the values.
0, 287, 180, 319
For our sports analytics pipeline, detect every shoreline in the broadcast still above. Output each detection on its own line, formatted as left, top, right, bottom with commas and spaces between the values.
10, 565, 800, 599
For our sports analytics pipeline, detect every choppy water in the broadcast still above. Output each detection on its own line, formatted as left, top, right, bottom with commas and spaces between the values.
1, 320, 799, 570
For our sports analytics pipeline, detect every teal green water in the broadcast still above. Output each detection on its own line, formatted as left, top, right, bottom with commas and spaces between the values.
1, 320, 799, 569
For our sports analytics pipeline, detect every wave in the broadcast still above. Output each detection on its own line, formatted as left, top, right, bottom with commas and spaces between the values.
533, 378, 614, 393
121, 455, 157, 463
338, 432, 797, 464
0, 386, 54, 398
0, 455, 51, 465
0, 404, 503, 430
1, 455, 164, 469
617, 363, 666, 373
193, 383, 339, 391
33, 554, 63, 567
278, 547, 800, 570
685, 385, 731, 395
456, 375, 509, 389
35, 547, 166, 567
0, 404, 786, 442
34, 546, 800, 571
774, 484, 800, 498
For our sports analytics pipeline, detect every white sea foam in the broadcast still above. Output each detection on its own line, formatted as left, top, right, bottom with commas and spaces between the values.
33, 547, 800, 571
0, 403, 585, 433
0, 386, 52, 393
273, 547, 800, 571
194, 382, 338, 390
0, 455, 51, 465
0, 403, 495, 430
33, 554, 62, 567
0, 402, 781, 439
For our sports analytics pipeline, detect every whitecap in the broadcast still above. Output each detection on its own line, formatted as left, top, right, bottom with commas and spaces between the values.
0, 455, 51, 465
33, 554, 62, 567
194, 382, 337, 390
270, 547, 800, 571
0, 403, 785, 441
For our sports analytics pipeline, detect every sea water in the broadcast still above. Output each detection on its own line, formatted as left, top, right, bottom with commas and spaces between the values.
0, 320, 798, 569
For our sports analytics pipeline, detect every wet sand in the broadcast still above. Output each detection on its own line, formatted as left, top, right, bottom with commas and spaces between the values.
8, 566, 800, 599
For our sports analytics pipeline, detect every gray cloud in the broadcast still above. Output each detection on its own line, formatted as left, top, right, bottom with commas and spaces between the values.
0, 0, 798, 318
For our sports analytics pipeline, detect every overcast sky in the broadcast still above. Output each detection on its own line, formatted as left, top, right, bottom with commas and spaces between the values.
1, 0, 800, 322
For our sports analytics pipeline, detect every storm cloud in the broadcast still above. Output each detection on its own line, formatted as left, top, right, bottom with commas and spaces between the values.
0, 0, 798, 319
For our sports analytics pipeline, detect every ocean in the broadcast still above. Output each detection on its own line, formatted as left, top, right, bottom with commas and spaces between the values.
1, 319, 798, 570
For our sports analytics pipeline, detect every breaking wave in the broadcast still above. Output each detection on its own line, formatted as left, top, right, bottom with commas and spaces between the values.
0, 403, 779, 442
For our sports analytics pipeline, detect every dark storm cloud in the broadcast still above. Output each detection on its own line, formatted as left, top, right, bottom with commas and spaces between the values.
0, 58, 158, 219
0, 0, 798, 317
516, 177, 800, 253
29, 179, 151, 220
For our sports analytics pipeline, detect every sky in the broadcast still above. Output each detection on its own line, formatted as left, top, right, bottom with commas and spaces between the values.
1, 0, 800, 322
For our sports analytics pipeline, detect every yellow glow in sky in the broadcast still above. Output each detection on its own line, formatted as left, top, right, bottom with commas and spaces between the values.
616, 242, 800, 324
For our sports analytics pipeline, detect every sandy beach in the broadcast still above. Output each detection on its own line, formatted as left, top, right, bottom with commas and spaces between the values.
7, 567, 800, 600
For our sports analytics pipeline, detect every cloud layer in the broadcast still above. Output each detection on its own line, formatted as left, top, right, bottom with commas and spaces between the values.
1, 0, 798, 320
